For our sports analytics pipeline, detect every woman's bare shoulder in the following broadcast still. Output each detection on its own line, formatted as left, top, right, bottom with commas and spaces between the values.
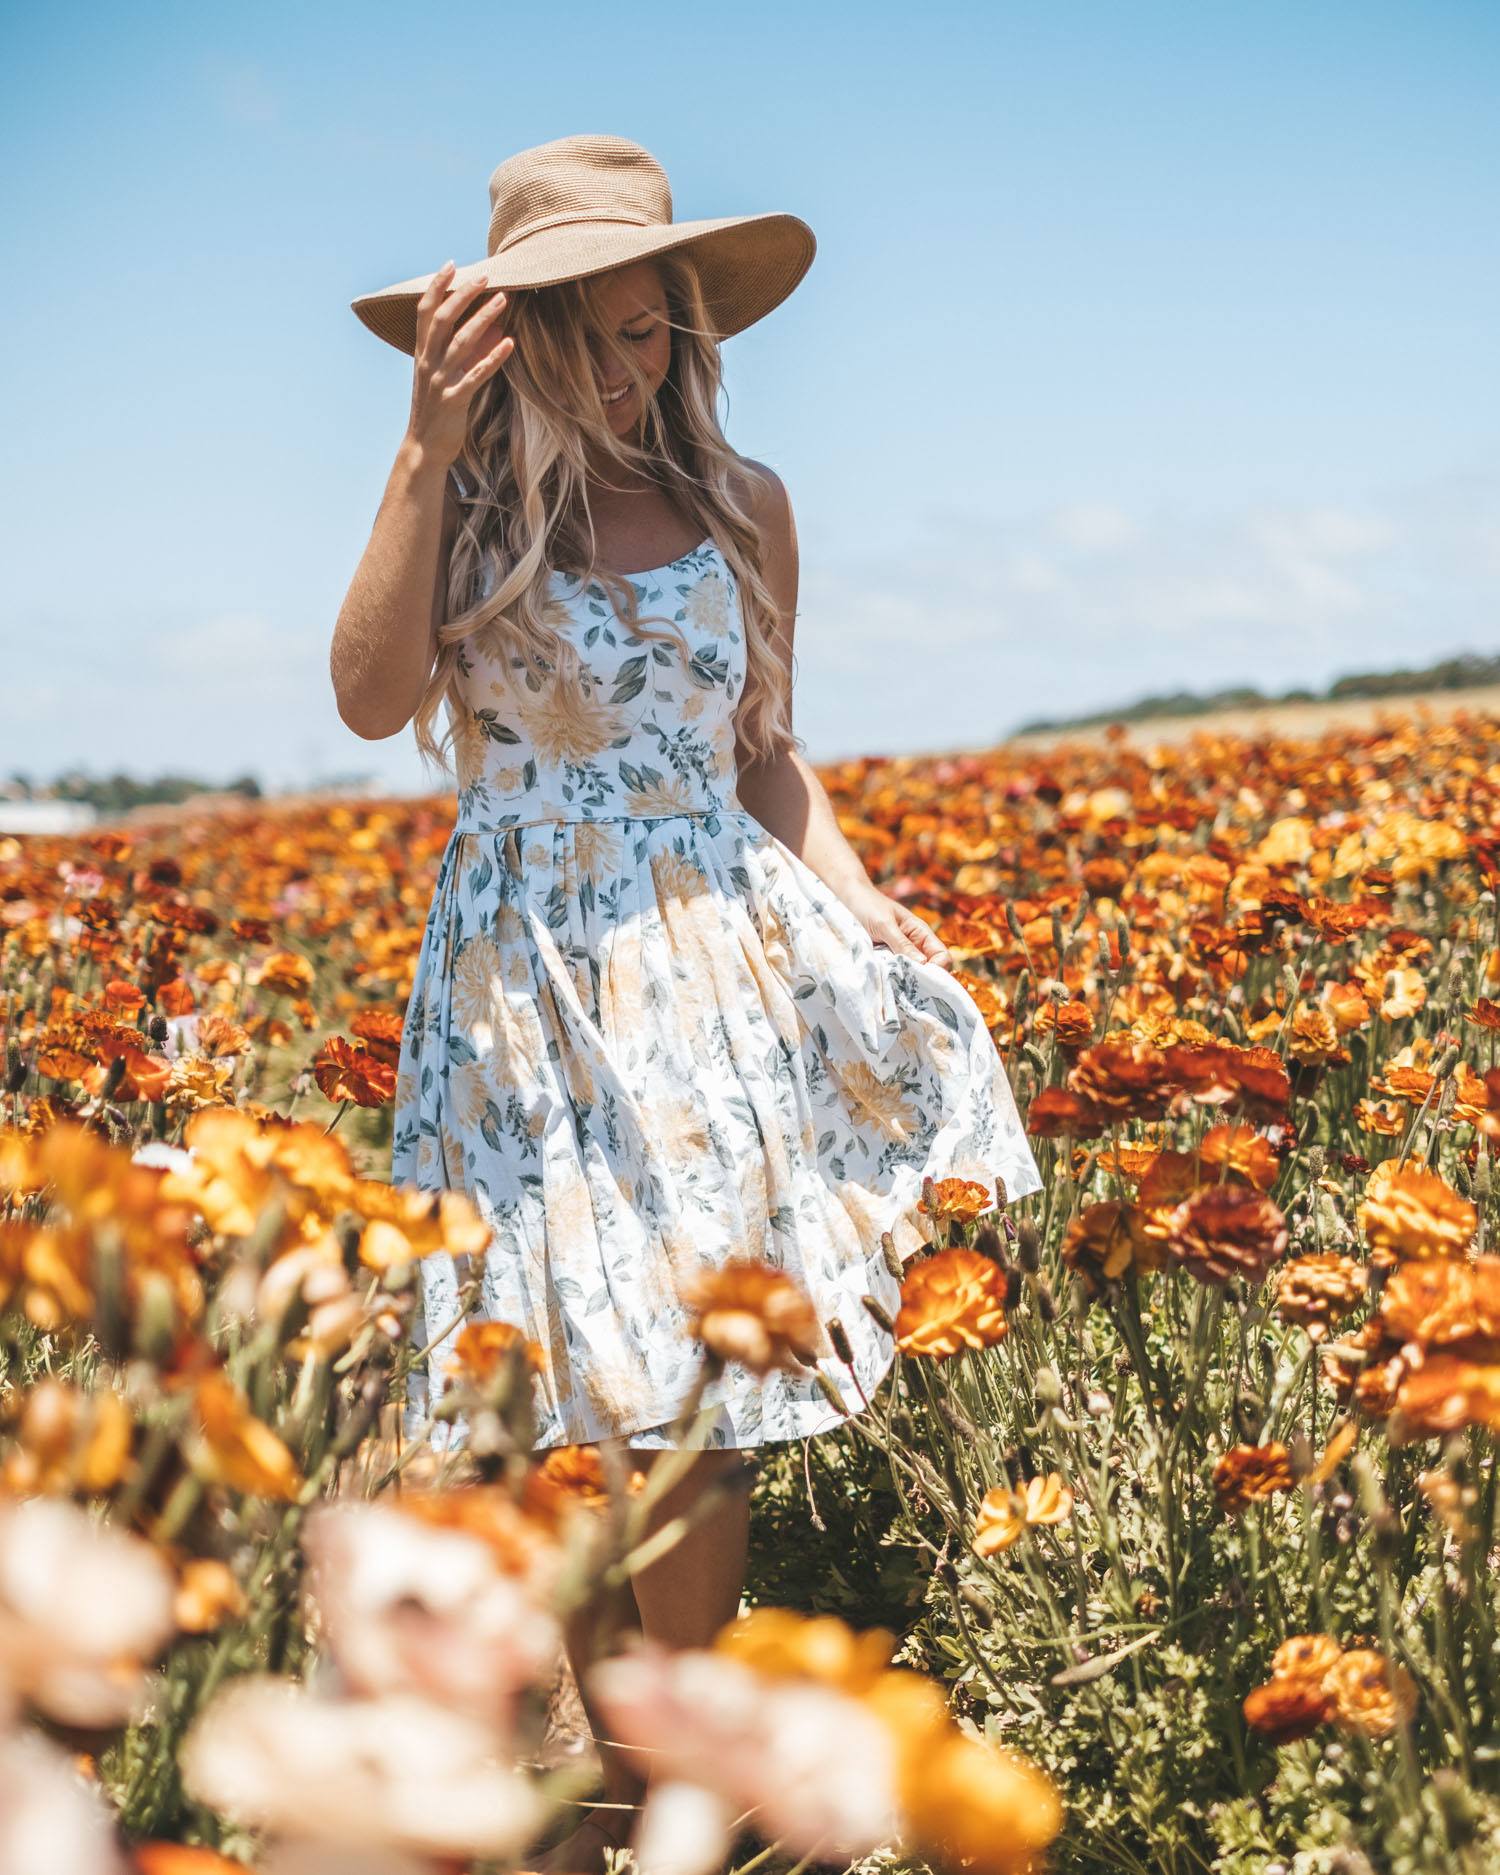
728, 454, 787, 519
728, 455, 795, 563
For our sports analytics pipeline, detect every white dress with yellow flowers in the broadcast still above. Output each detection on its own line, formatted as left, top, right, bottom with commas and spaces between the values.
392, 537, 1042, 1451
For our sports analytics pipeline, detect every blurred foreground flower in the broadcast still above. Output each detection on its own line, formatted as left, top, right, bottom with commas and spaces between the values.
0, 1494, 175, 1729
179, 1677, 544, 1860
681, 1256, 827, 1375
300, 1499, 560, 1731
590, 1608, 1062, 1875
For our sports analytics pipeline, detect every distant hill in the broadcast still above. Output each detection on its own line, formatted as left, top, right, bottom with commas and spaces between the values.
1014, 649, 1500, 736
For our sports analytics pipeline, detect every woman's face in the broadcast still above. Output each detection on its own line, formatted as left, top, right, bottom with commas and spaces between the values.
587, 260, 671, 435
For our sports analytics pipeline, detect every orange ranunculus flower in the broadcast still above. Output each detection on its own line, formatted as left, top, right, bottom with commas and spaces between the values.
917, 1176, 995, 1224
1242, 1631, 1344, 1742
1382, 1065, 1435, 1103
1026, 1085, 1108, 1138
713, 1607, 897, 1695
865, 1667, 1063, 1875
254, 949, 316, 996
1287, 1007, 1349, 1068
1060, 1200, 1164, 1291
1068, 1038, 1177, 1121
312, 1036, 399, 1107
1165, 1185, 1289, 1287
1321, 981, 1371, 1032
532, 1444, 647, 1511
681, 1256, 827, 1376
1163, 1041, 1292, 1121
0, 1376, 135, 1496
1272, 1632, 1345, 1686
1033, 999, 1095, 1049
1380, 967, 1427, 1021
1136, 1151, 1200, 1210
1198, 1123, 1279, 1191
1388, 1354, 1500, 1442
1274, 1254, 1367, 1341
172, 1558, 249, 1634
1212, 1441, 1294, 1514
445, 1318, 546, 1383
1467, 997, 1500, 1032
1357, 1160, 1477, 1264
1354, 1098, 1406, 1136
1243, 1674, 1334, 1743
189, 1371, 303, 1500
1378, 1255, 1500, 1353
972, 1473, 1073, 1556
894, 1246, 1011, 1358
1093, 1139, 1163, 1182
1325, 1648, 1418, 1737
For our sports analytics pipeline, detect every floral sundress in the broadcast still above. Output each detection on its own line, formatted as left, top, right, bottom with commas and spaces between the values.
392, 537, 1042, 1450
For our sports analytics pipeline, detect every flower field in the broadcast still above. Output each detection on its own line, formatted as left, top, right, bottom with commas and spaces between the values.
4, 710, 1500, 1874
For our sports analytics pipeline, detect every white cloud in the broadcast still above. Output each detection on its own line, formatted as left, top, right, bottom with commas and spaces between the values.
794, 473, 1500, 756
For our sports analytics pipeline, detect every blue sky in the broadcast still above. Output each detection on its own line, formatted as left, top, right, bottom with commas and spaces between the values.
2, 1, 1497, 792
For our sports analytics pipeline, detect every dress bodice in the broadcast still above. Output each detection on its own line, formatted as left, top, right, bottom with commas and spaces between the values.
446, 539, 746, 832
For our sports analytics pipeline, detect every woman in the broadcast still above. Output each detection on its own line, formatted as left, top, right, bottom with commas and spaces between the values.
332, 133, 1041, 1871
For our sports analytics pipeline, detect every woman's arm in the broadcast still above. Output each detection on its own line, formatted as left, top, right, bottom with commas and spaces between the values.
331, 262, 514, 740
330, 439, 457, 740
731, 462, 953, 970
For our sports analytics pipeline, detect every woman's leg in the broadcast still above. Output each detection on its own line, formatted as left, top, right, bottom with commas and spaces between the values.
535, 1446, 753, 1871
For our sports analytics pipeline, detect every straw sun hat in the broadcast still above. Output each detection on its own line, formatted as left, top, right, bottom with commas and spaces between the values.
351, 132, 817, 356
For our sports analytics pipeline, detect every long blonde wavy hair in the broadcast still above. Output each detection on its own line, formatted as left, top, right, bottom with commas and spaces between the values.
412, 250, 799, 779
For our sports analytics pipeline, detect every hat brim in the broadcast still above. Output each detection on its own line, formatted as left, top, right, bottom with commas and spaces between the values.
351, 211, 815, 355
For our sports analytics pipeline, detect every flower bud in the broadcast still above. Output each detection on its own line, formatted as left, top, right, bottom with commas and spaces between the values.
862, 1293, 897, 1334
879, 1230, 904, 1279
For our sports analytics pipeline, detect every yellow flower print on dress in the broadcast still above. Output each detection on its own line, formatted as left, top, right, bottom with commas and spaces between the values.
449, 1059, 494, 1131
450, 932, 506, 1036
509, 666, 623, 765
574, 818, 624, 882
833, 1058, 919, 1142
625, 771, 701, 816
684, 571, 732, 637
451, 708, 490, 790
649, 847, 705, 904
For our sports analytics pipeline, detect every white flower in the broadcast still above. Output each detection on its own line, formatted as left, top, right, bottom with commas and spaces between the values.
300, 1500, 560, 1732
130, 1139, 196, 1174
0, 1497, 176, 1729
180, 1677, 544, 1856
0, 1731, 128, 1875
589, 1643, 899, 1862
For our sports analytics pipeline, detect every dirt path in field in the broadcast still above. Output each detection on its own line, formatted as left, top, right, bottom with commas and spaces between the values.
1003, 684, 1500, 752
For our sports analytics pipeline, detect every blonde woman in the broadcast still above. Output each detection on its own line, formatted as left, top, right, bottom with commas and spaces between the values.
332, 134, 1041, 1871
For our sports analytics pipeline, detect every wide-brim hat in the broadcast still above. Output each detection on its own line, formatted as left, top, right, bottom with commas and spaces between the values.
351, 132, 816, 356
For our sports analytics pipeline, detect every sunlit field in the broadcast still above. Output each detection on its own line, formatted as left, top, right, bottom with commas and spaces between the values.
4, 709, 1500, 1874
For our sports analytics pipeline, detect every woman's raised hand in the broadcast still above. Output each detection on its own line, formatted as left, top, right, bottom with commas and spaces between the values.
405, 261, 516, 467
